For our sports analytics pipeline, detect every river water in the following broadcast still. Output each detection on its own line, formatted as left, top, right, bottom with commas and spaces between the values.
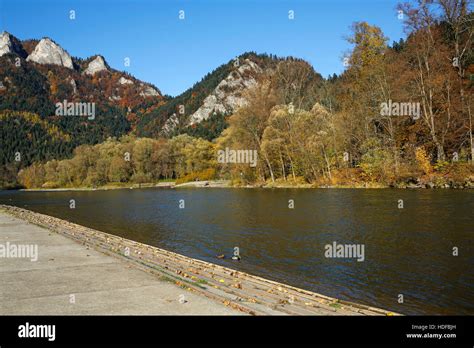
1, 188, 472, 315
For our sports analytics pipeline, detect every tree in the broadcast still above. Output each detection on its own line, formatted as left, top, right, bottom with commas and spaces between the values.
337, 22, 390, 164
220, 80, 279, 182
437, 0, 474, 163
398, 0, 461, 161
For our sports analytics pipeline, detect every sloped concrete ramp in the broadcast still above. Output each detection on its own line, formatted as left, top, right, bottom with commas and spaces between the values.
0, 212, 242, 315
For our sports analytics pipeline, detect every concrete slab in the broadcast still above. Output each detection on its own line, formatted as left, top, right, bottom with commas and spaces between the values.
0, 212, 244, 315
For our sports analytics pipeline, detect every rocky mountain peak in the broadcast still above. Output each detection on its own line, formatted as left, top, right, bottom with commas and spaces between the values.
0, 32, 14, 57
84, 55, 107, 75
0, 31, 25, 57
188, 58, 262, 125
26, 38, 74, 69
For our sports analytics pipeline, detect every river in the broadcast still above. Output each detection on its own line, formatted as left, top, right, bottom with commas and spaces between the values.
1, 188, 472, 315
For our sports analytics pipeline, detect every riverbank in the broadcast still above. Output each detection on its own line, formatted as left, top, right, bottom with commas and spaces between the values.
0, 208, 239, 315
19, 181, 176, 192
0, 204, 397, 315
16, 179, 474, 192
18, 181, 227, 192
14, 167, 474, 191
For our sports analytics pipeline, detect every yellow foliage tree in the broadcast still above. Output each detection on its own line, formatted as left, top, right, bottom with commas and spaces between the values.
415, 147, 432, 175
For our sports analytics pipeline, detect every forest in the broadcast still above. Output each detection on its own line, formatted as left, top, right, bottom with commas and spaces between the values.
9, 0, 474, 189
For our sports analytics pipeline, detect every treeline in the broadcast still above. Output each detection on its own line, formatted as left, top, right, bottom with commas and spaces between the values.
17, 94, 472, 189
335, 0, 474, 169
217, 0, 474, 186
0, 111, 72, 188
18, 135, 216, 188
0, 108, 130, 188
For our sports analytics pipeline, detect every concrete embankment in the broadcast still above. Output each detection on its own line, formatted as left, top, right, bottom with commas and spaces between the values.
0, 205, 397, 316
0, 209, 240, 315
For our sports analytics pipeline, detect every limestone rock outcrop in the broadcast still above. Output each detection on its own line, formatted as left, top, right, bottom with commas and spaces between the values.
188, 59, 262, 125
84, 55, 107, 75
26, 38, 74, 69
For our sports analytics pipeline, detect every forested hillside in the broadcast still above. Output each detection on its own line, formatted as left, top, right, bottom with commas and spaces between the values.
214, 2, 474, 187
0, 33, 163, 186
134, 52, 321, 139
0, 111, 71, 187
3, 0, 474, 189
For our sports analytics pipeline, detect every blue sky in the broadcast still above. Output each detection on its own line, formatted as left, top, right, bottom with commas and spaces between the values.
0, 0, 405, 96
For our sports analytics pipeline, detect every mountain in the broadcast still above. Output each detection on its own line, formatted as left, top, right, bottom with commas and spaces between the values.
0, 31, 165, 187
1, 31, 322, 141
138, 53, 274, 139
135, 52, 323, 140
0, 31, 324, 187
0, 31, 163, 116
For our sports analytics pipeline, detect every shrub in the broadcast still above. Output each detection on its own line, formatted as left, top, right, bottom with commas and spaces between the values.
359, 138, 394, 182
415, 147, 432, 174
175, 168, 216, 184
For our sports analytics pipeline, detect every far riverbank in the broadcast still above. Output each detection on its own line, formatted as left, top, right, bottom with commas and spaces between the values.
16, 177, 474, 192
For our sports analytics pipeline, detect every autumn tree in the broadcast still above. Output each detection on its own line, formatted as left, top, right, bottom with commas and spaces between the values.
337, 22, 390, 165
218, 80, 280, 182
